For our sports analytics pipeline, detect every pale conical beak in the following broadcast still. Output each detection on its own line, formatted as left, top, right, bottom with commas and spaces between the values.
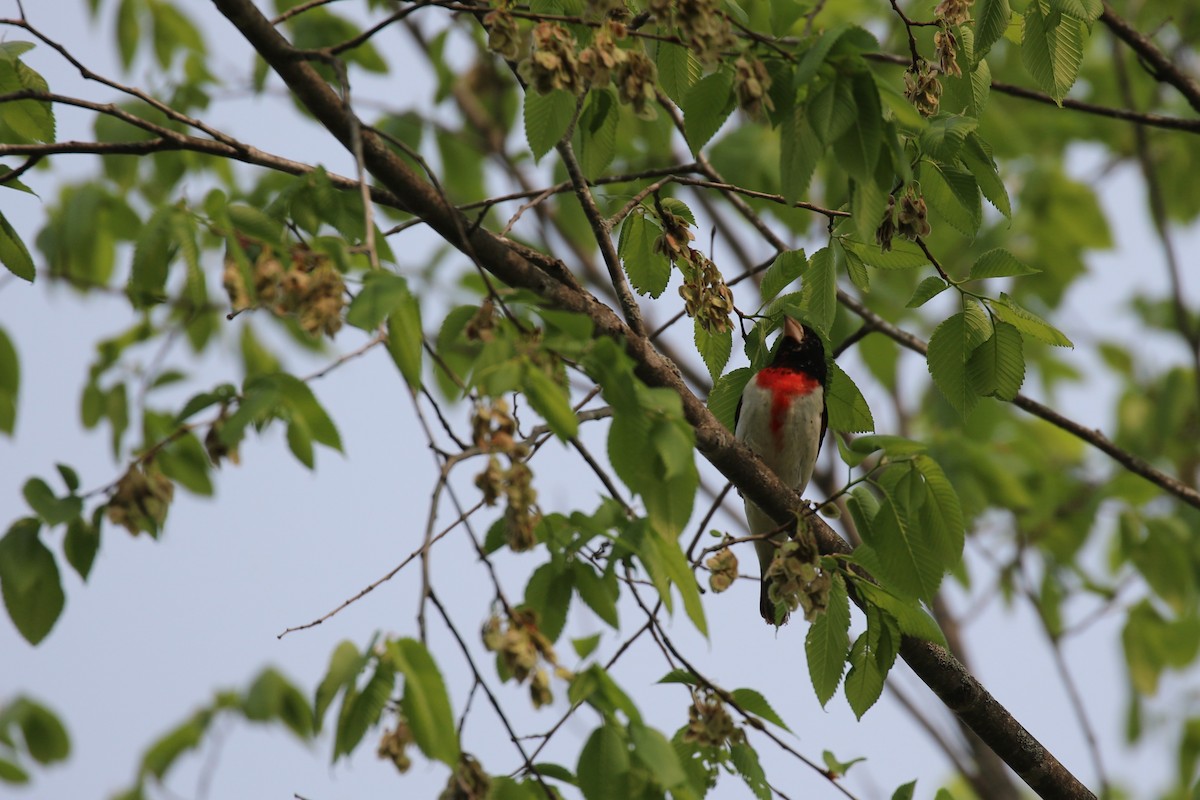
783, 317, 804, 343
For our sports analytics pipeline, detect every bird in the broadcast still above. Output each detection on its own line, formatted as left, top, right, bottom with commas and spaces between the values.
734, 317, 828, 624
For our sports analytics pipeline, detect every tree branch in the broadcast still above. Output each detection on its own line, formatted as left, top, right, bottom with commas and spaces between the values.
1100, 2, 1200, 114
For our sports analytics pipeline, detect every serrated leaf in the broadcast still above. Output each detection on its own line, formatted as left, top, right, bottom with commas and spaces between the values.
967, 320, 1025, 400
334, 661, 394, 760
576, 90, 617, 178
832, 72, 881, 182
780, 108, 819, 202
844, 238, 928, 269
991, 293, 1073, 347
974, 0, 1011, 60
694, 320, 732, 383
805, 572, 850, 706
926, 305, 991, 417
843, 633, 884, 719
629, 723, 687, 791
849, 434, 927, 457
912, 454, 965, 574
918, 116, 978, 162
656, 41, 701, 106
0, 213, 35, 283
573, 561, 618, 628
760, 249, 806, 304
730, 688, 791, 732
1021, 4, 1085, 103
0, 519, 64, 645
522, 363, 578, 440
825, 362, 874, 433
683, 69, 735, 153
961, 132, 1011, 218
862, 488, 943, 603
922, 162, 982, 236
385, 288, 424, 390
524, 89, 575, 161
391, 638, 461, 766
968, 248, 1039, 280
707, 367, 751, 432
801, 247, 837, 336
1055, 0, 1101, 22
346, 271, 411, 330
730, 741, 771, 800
843, 246, 870, 292
577, 724, 630, 800
906, 276, 949, 308
314, 641, 362, 731
618, 213, 671, 298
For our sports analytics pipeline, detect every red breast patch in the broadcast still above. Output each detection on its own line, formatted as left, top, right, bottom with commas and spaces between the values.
755, 368, 820, 435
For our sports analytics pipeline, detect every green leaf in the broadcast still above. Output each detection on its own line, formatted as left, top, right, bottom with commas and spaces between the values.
0, 326, 16, 434
55, 464, 80, 494
849, 434, 926, 457
347, 271, 410, 330
1055, 0, 1102, 21
314, 641, 361, 731
629, 722, 687, 791
825, 362, 874, 434
853, 579, 947, 647
242, 668, 314, 740
9, 698, 70, 764
907, 276, 949, 308
115, 0, 142, 67
141, 710, 209, 779
967, 320, 1025, 400
922, 162, 982, 236
974, 0, 1011, 61
708, 367, 751, 432
683, 69, 735, 153
730, 741, 771, 800
843, 237, 928, 270
656, 41, 701, 106
844, 631, 885, 719
64, 517, 99, 582
522, 363, 578, 440
226, 203, 285, 247
385, 289, 424, 390
572, 633, 602, 659
893, 779, 918, 800
823, 749, 866, 776
572, 561, 619, 628
961, 133, 1011, 218
780, 108, 819, 202
1021, 3, 1085, 103
0, 519, 64, 645
647, 533, 707, 636
832, 72, 882, 182
22, 478, 81, 526
760, 249, 806, 304
576, 90, 618, 178
0, 213, 35, 283
806, 572, 850, 706
862, 487, 943, 603
968, 249, 1039, 280
391, 638, 461, 766
524, 89, 575, 161
918, 116, 978, 162
267, 374, 343, 454
694, 320, 732, 383
0, 757, 29, 784
990, 293, 1074, 347
906, 466, 963, 596
577, 724, 630, 800
0, 56, 54, 144
618, 213, 672, 298
656, 668, 699, 685
525, 562, 573, 642
926, 305, 991, 417
334, 660, 394, 760
801, 247, 837, 336
730, 688, 791, 732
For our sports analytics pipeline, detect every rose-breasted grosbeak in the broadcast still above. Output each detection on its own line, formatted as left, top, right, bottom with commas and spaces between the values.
734, 317, 828, 624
